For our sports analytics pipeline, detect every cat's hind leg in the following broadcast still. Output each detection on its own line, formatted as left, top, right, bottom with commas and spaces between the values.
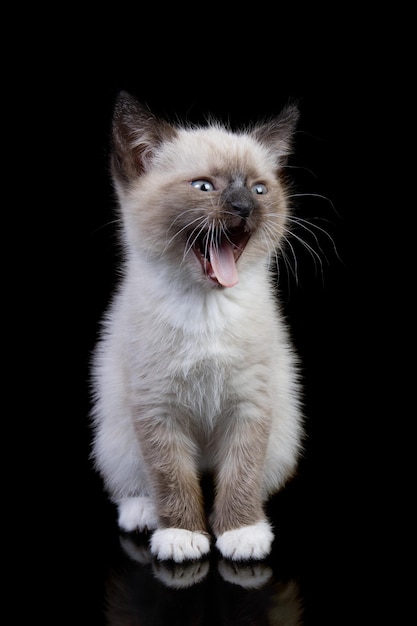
118, 496, 159, 532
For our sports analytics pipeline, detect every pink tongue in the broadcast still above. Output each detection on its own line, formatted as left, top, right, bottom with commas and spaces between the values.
209, 240, 239, 287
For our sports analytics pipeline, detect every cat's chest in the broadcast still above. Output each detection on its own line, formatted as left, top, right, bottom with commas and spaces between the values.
120, 272, 275, 376
120, 283, 276, 421
143, 318, 240, 372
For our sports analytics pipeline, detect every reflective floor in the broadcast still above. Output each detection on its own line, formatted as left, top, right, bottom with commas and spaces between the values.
78, 462, 364, 625
99, 533, 304, 625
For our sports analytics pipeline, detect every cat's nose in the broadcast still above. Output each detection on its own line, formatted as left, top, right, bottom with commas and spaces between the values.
230, 199, 254, 218
223, 187, 255, 219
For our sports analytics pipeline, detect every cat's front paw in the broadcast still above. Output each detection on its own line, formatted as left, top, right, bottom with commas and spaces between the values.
216, 520, 274, 561
118, 496, 158, 532
150, 528, 210, 563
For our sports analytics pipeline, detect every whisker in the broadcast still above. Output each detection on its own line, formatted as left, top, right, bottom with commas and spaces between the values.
183, 217, 211, 261
161, 213, 207, 257
92, 217, 121, 235
285, 225, 323, 281
288, 192, 340, 218
279, 233, 300, 285
208, 223, 217, 259
261, 222, 298, 289
281, 163, 319, 179
262, 210, 333, 286
286, 215, 341, 265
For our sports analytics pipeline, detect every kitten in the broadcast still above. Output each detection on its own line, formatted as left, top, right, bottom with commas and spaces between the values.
90, 90, 304, 563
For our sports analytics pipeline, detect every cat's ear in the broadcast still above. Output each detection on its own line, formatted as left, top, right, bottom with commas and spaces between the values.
110, 91, 177, 185
251, 103, 299, 166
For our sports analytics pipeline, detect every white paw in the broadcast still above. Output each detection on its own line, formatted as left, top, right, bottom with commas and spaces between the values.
216, 520, 274, 560
150, 528, 210, 563
117, 496, 158, 532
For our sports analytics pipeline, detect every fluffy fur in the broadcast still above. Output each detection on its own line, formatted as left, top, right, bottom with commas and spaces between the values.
90, 91, 304, 563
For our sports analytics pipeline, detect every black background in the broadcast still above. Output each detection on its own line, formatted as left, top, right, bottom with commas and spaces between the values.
42, 29, 407, 623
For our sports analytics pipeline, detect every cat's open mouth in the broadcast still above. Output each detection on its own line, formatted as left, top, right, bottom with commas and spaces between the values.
192, 224, 251, 288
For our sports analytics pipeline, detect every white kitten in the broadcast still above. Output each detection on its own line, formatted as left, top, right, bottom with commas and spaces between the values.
90, 91, 304, 563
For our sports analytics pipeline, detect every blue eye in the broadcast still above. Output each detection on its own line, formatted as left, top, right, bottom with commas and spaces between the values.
252, 183, 267, 195
190, 180, 214, 191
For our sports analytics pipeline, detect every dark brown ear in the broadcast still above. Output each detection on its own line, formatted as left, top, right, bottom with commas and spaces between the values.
251, 103, 300, 165
110, 91, 177, 185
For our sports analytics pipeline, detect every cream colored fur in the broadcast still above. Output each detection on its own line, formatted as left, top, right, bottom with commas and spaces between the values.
90, 91, 304, 563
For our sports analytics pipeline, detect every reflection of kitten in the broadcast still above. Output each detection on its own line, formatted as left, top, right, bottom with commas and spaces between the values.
106, 535, 304, 625
90, 90, 304, 563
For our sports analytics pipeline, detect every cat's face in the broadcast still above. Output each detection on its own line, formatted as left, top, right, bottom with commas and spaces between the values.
111, 93, 298, 289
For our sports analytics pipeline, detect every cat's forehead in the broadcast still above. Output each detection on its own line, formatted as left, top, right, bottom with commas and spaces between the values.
155, 126, 276, 175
